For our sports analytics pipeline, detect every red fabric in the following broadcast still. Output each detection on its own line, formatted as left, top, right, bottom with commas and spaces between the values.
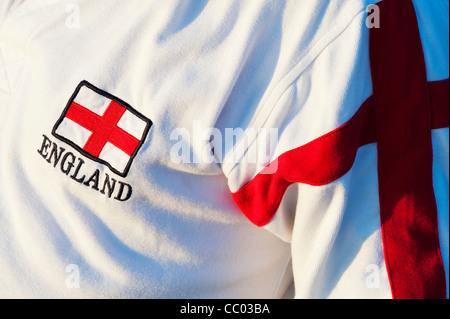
429, 79, 449, 130
231, 78, 448, 228
232, 0, 449, 299
66, 100, 140, 157
369, 0, 446, 299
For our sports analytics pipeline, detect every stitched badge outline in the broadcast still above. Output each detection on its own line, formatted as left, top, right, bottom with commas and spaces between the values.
52, 80, 152, 177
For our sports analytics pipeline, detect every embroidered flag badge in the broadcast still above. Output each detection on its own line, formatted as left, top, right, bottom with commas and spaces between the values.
52, 80, 152, 177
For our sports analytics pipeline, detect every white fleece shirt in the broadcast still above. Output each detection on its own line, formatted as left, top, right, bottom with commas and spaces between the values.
0, 0, 448, 299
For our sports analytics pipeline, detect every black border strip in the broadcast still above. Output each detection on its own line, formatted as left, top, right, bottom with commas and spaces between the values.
52, 80, 153, 178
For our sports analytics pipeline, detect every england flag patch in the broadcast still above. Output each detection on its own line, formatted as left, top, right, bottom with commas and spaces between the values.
52, 81, 152, 177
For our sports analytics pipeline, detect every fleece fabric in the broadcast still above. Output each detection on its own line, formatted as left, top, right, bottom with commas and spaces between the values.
0, 0, 448, 299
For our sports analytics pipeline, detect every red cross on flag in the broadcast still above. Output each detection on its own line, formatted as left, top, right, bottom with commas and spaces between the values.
52, 81, 152, 177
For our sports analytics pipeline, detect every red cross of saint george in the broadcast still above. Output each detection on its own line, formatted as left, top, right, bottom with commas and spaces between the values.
65, 99, 139, 158
53, 81, 152, 177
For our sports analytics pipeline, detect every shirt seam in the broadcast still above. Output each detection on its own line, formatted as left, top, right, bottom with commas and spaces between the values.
224, 2, 369, 177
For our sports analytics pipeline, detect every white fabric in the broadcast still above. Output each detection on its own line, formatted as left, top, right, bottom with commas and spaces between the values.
117, 111, 149, 140
99, 142, 130, 173
73, 86, 112, 116
0, 0, 448, 299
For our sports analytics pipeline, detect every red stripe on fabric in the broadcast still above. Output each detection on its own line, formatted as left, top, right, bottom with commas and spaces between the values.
231, 77, 448, 228
429, 79, 449, 129
359, 96, 376, 146
369, 0, 446, 299
107, 124, 140, 157
65, 101, 102, 132
232, 98, 374, 227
